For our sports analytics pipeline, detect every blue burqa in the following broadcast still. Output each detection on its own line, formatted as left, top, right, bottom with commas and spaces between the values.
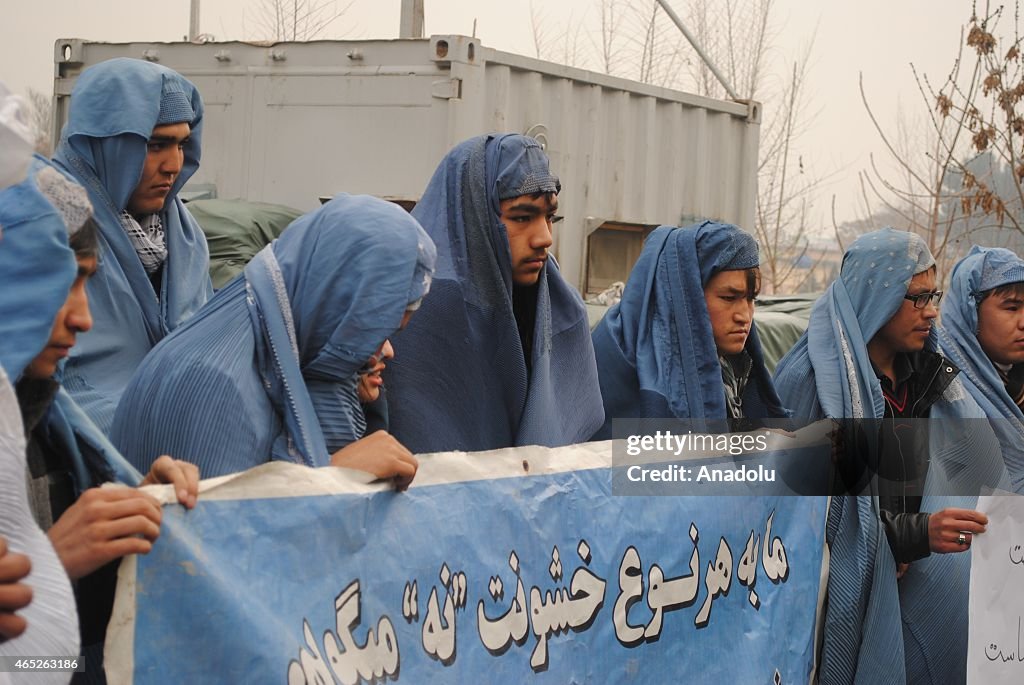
387, 134, 604, 452
591, 222, 787, 437
773, 228, 1008, 685
0, 156, 77, 378
3, 156, 146, 683
47, 390, 142, 492
0, 153, 144, 486
53, 58, 212, 433
938, 246, 1024, 490
0, 131, 82, 675
111, 194, 436, 478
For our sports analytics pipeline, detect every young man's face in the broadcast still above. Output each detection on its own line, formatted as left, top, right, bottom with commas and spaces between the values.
25, 254, 97, 379
126, 122, 190, 218
357, 339, 394, 404
357, 310, 412, 403
977, 285, 1024, 365
704, 269, 755, 357
498, 192, 557, 287
871, 267, 939, 356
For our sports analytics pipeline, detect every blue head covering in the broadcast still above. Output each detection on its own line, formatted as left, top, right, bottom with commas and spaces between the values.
53, 57, 212, 433
111, 194, 436, 478
775, 227, 936, 421
386, 134, 604, 452
0, 156, 78, 378
938, 245, 1024, 488
491, 136, 561, 202
591, 222, 787, 437
773, 228, 1008, 684
0, 153, 141, 493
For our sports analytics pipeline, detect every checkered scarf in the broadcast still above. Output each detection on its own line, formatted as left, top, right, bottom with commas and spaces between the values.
121, 211, 166, 274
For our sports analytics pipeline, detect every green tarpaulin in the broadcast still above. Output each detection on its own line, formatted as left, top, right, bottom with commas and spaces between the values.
187, 199, 303, 289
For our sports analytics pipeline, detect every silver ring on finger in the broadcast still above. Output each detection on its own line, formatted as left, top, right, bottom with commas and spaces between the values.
957, 532, 967, 546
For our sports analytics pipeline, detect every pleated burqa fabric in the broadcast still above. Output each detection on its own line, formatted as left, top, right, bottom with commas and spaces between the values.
590, 222, 788, 438
938, 245, 1024, 490
774, 228, 1008, 685
53, 58, 212, 433
387, 134, 604, 453
0, 145, 79, 676
111, 194, 435, 478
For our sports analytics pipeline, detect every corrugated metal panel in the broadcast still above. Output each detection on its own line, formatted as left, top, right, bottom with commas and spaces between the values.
53, 36, 759, 292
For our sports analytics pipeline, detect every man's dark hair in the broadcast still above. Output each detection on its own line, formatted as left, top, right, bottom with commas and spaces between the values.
980, 281, 1024, 304
69, 217, 99, 260
744, 266, 762, 300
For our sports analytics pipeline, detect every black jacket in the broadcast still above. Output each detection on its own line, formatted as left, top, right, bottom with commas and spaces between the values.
875, 351, 959, 563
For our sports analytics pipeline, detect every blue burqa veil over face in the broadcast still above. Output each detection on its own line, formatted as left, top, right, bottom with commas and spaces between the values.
53, 57, 212, 433
112, 194, 436, 478
386, 134, 604, 453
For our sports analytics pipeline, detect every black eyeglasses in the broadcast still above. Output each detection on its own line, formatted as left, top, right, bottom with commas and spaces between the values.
903, 290, 943, 309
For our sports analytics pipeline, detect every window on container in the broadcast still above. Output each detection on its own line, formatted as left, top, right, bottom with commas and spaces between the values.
585, 221, 657, 296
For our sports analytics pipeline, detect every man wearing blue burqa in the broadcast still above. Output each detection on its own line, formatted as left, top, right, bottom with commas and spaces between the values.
0, 132, 81, 670
591, 221, 788, 437
938, 246, 1024, 490
7, 157, 199, 683
386, 134, 604, 452
773, 228, 1008, 684
53, 58, 212, 433
111, 194, 435, 484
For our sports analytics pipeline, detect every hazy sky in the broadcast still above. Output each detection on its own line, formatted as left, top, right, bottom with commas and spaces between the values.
2, 0, 977, 232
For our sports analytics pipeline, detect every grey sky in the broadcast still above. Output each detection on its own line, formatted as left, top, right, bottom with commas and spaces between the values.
2, 0, 976, 230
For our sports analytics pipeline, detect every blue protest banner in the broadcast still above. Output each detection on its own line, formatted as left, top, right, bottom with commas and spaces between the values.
106, 440, 828, 684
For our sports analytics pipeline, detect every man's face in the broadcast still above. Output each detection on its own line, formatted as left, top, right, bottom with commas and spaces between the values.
498, 193, 557, 287
357, 311, 412, 404
25, 254, 97, 379
871, 268, 939, 356
977, 285, 1024, 365
357, 339, 394, 404
704, 269, 755, 356
126, 122, 190, 218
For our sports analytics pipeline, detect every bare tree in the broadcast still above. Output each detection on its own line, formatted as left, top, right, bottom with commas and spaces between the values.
653, 0, 824, 292
670, 0, 774, 100
559, 11, 588, 69
531, 2, 587, 68
848, 0, 1024, 284
755, 53, 828, 293
595, 0, 626, 76
26, 89, 52, 156
251, 0, 353, 42
521, 0, 822, 291
529, 1, 552, 60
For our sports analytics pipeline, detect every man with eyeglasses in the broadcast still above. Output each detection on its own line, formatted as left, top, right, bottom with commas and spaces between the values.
938, 246, 1024, 490
805, 233, 988, 572
861, 256, 982, 571
773, 228, 1005, 683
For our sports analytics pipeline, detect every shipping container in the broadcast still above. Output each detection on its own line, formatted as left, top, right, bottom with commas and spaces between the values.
53, 36, 760, 293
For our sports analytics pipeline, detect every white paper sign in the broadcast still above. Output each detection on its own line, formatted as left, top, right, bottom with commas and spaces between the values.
968, 495, 1024, 683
